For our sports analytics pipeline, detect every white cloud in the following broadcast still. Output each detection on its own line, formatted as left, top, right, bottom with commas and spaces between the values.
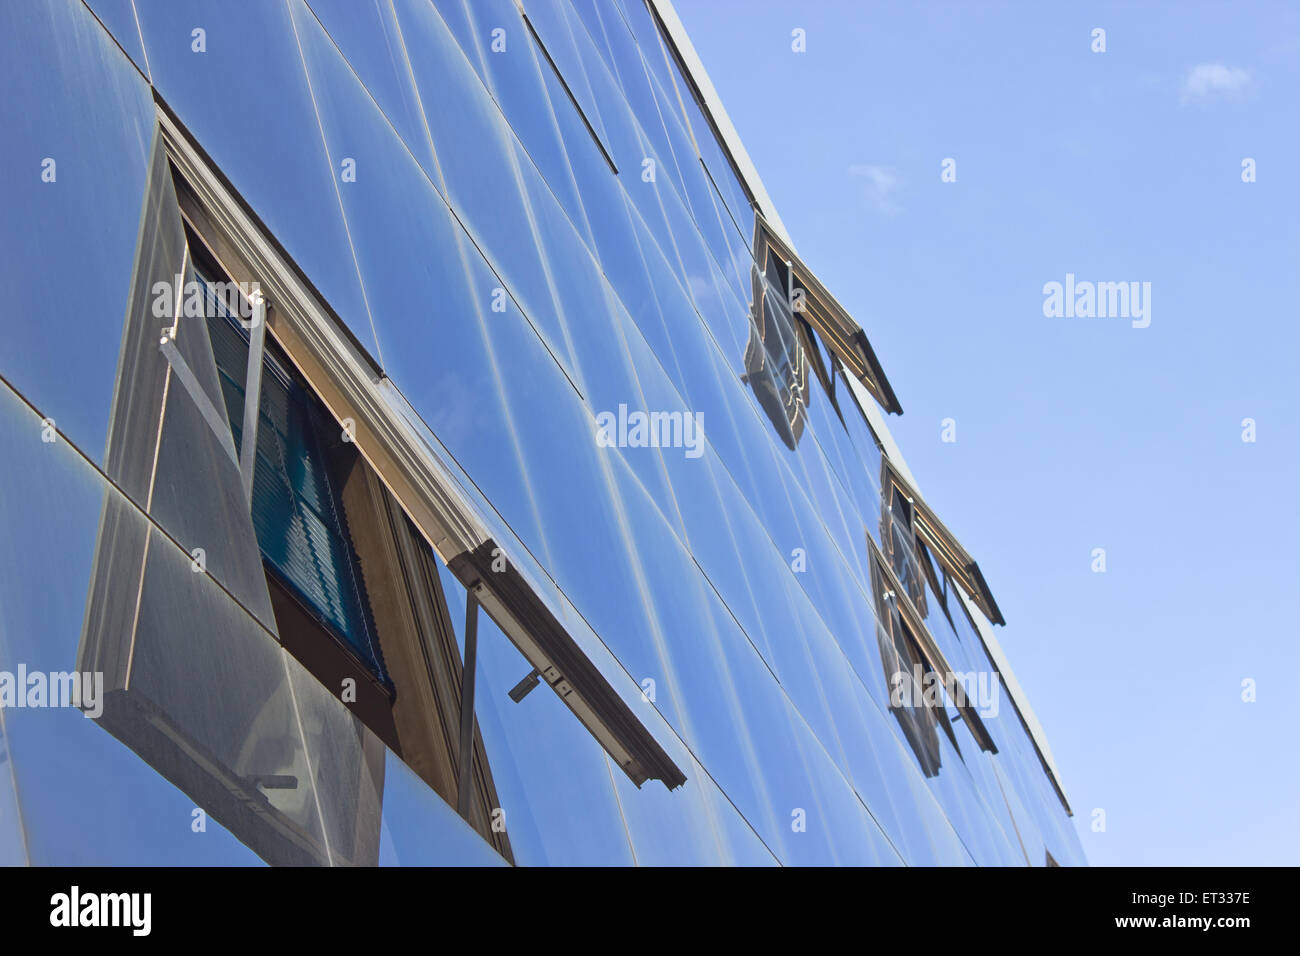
1182, 63, 1251, 102
848, 164, 902, 214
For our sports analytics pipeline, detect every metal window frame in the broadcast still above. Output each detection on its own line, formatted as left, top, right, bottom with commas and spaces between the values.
743, 241, 811, 448
754, 215, 903, 416
158, 99, 686, 793
867, 534, 999, 756
880, 456, 1006, 627
77, 126, 380, 866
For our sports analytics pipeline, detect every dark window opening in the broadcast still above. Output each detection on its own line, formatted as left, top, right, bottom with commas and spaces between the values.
185, 235, 512, 859
202, 272, 390, 690
796, 310, 846, 427
867, 534, 997, 776
915, 537, 958, 633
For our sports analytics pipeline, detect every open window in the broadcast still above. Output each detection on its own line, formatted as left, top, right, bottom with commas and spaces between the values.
866, 534, 998, 778
753, 214, 902, 417
183, 239, 513, 860
199, 266, 392, 694
742, 240, 811, 449
80, 130, 391, 865
80, 131, 514, 862
742, 214, 901, 448
868, 551, 949, 778
78, 101, 689, 866
879, 457, 1005, 626
881, 480, 929, 619
158, 104, 685, 795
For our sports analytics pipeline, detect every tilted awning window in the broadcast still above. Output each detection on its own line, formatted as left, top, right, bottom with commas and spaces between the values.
867, 545, 950, 777
743, 241, 811, 449
879, 457, 1006, 627
754, 214, 903, 416
158, 106, 686, 795
867, 535, 998, 756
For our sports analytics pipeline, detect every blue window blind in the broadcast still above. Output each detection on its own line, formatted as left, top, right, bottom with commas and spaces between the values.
198, 273, 388, 684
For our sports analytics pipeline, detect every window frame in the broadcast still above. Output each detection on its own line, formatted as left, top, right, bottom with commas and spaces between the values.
867, 534, 999, 757
753, 215, 903, 416
879, 456, 1005, 626
160, 102, 687, 794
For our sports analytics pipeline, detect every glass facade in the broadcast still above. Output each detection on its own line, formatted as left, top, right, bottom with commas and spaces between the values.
0, 0, 1084, 866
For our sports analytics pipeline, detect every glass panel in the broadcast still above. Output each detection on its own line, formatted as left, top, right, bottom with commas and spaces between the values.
460, 0, 590, 243
587, 2, 680, 192
205, 291, 386, 679
377, 751, 508, 866
0, 374, 510, 865
389, 0, 578, 382
649, 9, 755, 235
84, 0, 150, 77
518, 0, 612, 157
134, 0, 376, 358
610, 751, 779, 866
434, 562, 636, 865
0, 378, 282, 864
302, 0, 439, 183
612, 0, 678, 116
426, 0, 480, 79
0, 0, 155, 460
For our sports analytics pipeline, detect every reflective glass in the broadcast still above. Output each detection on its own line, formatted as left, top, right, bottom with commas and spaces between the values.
0, 376, 509, 865
611, 0, 679, 117
518, 0, 612, 157
303, 0, 438, 183
435, 562, 636, 865
459, 0, 591, 242
552, 0, 652, 182
0, 379, 276, 864
610, 751, 779, 866
1, 0, 1088, 867
0, 0, 155, 460
133, 0, 376, 358
84, 0, 150, 77
648, 10, 755, 236
391, 0, 578, 382
377, 750, 507, 866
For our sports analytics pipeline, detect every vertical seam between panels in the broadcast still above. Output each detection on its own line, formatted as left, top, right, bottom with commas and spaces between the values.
284, 0, 386, 370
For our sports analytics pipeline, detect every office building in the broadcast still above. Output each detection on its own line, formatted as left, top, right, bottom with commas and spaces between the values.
0, 0, 1084, 866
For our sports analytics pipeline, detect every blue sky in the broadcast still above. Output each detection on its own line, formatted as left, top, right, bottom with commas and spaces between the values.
676, 0, 1300, 865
